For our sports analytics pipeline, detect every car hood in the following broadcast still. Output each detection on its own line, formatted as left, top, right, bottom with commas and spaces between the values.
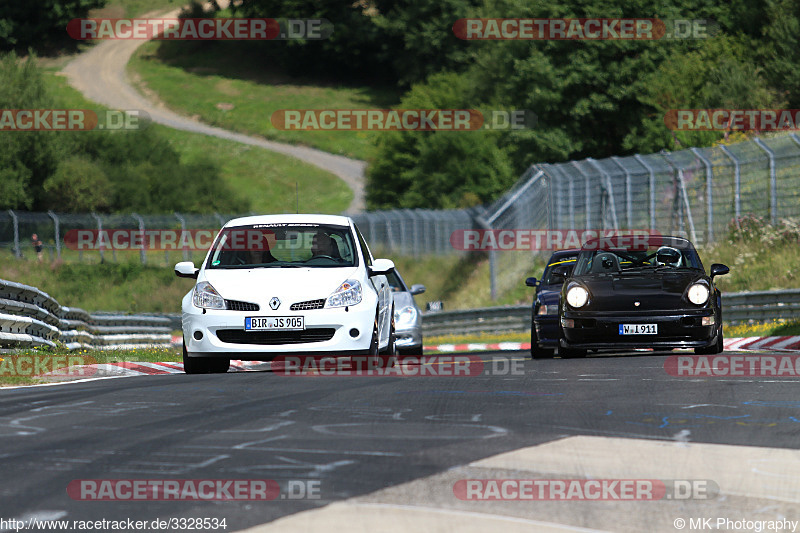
392, 291, 417, 311
201, 267, 360, 305
573, 269, 707, 311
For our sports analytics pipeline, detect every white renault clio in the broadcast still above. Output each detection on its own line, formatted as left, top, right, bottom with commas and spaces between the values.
175, 214, 396, 374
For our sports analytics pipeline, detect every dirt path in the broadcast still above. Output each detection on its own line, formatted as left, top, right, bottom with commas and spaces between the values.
60, 6, 366, 212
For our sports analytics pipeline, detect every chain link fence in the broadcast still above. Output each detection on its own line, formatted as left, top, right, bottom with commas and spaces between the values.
3, 134, 800, 298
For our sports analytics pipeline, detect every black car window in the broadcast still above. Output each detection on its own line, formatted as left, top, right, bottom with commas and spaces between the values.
574, 245, 704, 276
541, 257, 577, 284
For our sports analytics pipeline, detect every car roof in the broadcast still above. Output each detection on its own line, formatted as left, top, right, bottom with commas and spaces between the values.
547, 249, 581, 262
580, 234, 692, 250
223, 214, 353, 228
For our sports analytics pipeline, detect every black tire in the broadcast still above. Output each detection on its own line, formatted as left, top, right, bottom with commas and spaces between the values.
695, 325, 723, 355
183, 340, 230, 374
399, 346, 423, 356
380, 307, 397, 356
530, 322, 554, 359
368, 316, 380, 356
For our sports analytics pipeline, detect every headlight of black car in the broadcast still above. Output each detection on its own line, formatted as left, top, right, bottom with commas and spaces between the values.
686, 282, 710, 305
565, 283, 589, 308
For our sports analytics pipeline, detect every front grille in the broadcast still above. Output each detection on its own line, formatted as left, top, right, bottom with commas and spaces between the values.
290, 299, 326, 311
216, 328, 335, 345
226, 300, 260, 311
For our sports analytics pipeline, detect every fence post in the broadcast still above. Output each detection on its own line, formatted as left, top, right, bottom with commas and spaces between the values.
718, 145, 741, 225
662, 153, 697, 242
587, 158, 619, 230
610, 156, 632, 228
8, 210, 19, 258
690, 148, 714, 243
175, 212, 188, 261
633, 155, 656, 232
753, 138, 777, 224
570, 162, 591, 229
47, 211, 61, 259
91, 213, 104, 262
132, 213, 145, 264
476, 215, 496, 301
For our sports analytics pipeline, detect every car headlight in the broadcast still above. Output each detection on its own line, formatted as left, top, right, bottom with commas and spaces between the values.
394, 305, 418, 327
687, 283, 710, 305
566, 286, 589, 308
326, 279, 362, 308
193, 281, 226, 310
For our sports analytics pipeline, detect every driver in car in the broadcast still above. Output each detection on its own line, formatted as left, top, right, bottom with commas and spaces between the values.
310, 231, 340, 259
655, 246, 682, 267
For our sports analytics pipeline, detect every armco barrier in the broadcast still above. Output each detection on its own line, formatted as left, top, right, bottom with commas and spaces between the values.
421, 289, 800, 337
2, 276, 793, 349
0, 279, 173, 350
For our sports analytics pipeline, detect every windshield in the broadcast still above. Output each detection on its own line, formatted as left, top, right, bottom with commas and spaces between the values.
573, 243, 703, 275
541, 255, 578, 285
205, 224, 357, 269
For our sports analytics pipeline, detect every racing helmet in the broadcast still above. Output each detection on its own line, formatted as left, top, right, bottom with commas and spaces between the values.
655, 246, 682, 267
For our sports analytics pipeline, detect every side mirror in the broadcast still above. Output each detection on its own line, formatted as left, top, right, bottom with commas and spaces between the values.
175, 261, 199, 279
409, 284, 426, 295
525, 277, 538, 287
369, 258, 395, 277
710, 263, 729, 278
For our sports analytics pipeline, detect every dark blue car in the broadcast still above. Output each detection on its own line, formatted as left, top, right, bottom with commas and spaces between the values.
525, 249, 579, 359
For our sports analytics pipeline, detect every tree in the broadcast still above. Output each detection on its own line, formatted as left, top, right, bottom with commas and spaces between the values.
0, 0, 106, 52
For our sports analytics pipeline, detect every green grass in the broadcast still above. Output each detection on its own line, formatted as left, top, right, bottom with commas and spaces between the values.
129, 39, 399, 160
698, 239, 800, 293
43, 68, 352, 214
0, 346, 180, 387
0, 256, 194, 313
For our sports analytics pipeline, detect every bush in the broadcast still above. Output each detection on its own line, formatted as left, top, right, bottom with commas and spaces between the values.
43, 156, 112, 212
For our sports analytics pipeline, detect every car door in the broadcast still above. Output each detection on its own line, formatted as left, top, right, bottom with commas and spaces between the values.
354, 224, 391, 346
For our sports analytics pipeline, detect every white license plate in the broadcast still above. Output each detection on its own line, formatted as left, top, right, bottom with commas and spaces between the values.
245, 316, 304, 331
619, 323, 657, 335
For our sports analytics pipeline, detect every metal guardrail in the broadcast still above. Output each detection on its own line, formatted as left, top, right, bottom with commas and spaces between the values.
421, 290, 800, 336
0, 278, 173, 350
3, 276, 792, 348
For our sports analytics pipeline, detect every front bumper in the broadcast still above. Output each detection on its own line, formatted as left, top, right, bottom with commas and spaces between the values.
395, 324, 422, 349
533, 316, 560, 347
560, 310, 717, 350
182, 301, 376, 359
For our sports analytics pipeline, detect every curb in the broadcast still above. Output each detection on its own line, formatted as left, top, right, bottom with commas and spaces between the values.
171, 336, 800, 354
425, 336, 800, 353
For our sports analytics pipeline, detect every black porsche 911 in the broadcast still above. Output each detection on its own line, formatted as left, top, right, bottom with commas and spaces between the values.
557, 235, 729, 358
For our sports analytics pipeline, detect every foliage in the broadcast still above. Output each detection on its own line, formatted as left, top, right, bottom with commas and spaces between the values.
0, 52, 246, 214
366, 72, 515, 209
0, 0, 106, 52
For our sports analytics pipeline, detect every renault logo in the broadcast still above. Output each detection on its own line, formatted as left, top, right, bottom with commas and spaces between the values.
269, 297, 281, 310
